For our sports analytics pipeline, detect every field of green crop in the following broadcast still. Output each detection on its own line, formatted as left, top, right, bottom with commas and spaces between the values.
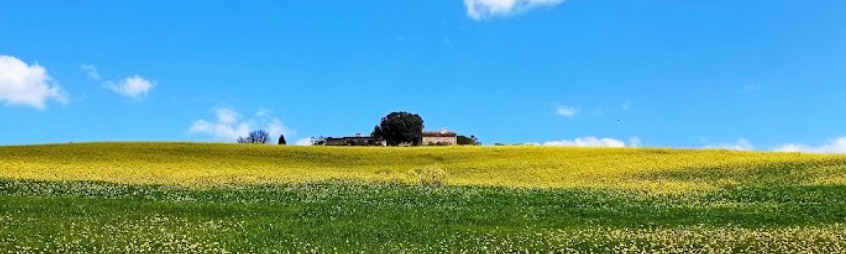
2, 142, 846, 253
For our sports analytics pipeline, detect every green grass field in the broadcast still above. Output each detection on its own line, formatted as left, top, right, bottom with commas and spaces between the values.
2, 143, 846, 253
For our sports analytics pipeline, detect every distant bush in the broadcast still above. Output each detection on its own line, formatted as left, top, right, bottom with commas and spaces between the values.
311, 136, 327, 146
238, 130, 269, 144
457, 135, 480, 145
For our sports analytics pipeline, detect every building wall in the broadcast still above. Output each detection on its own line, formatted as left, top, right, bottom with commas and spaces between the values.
423, 136, 457, 145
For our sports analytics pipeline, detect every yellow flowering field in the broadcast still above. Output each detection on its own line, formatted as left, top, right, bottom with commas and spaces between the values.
3, 142, 846, 253
0, 142, 843, 192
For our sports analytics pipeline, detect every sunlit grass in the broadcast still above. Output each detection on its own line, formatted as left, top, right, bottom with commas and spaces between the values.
2, 180, 846, 253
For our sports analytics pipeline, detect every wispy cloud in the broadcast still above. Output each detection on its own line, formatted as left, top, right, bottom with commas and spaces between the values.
738, 84, 764, 94
80, 65, 101, 80
542, 136, 639, 148
84, 66, 156, 101
0, 55, 67, 110
190, 108, 293, 142
621, 100, 632, 111
295, 137, 313, 146
628, 137, 642, 147
464, 0, 565, 20
190, 108, 250, 141
704, 138, 754, 151
106, 75, 155, 101
773, 137, 846, 154
555, 105, 579, 117
702, 137, 846, 154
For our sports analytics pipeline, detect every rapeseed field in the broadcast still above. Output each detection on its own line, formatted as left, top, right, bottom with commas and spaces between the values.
1, 142, 846, 253
1, 142, 843, 191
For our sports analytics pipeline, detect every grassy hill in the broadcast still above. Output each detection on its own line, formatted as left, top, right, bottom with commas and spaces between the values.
2, 143, 846, 253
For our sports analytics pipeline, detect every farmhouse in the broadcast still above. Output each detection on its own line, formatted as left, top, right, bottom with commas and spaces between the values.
423, 130, 457, 146
322, 129, 459, 146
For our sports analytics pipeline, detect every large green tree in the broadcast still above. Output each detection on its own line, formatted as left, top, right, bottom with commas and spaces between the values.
457, 135, 480, 145
371, 112, 424, 146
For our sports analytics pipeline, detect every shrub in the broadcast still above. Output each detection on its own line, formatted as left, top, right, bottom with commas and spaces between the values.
237, 130, 269, 144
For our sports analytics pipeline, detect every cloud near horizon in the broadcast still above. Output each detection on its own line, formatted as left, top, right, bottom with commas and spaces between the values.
190, 108, 293, 142
0, 55, 67, 110
464, 0, 565, 20
542, 136, 639, 148
703, 137, 846, 154
773, 137, 846, 154
295, 137, 313, 146
704, 138, 755, 151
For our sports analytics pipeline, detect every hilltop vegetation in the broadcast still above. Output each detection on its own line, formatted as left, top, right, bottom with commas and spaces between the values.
1, 143, 846, 253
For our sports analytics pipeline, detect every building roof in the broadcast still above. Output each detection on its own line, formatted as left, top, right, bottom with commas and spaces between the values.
423, 130, 457, 137
326, 136, 373, 140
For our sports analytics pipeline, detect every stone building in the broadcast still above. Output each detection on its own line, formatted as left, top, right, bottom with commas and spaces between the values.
322, 130, 458, 146
422, 130, 457, 146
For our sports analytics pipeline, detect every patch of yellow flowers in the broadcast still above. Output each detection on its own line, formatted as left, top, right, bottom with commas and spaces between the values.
1, 142, 844, 192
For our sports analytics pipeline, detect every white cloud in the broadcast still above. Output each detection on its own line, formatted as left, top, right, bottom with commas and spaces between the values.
701, 137, 846, 153
773, 137, 846, 154
0, 55, 67, 110
255, 107, 273, 117
266, 119, 288, 139
106, 75, 155, 100
705, 138, 754, 151
464, 0, 565, 20
190, 108, 250, 141
190, 108, 293, 142
80, 65, 100, 80
543, 136, 636, 148
295, 138, 313, 146
555, 105, 579, 117
628, 137, 642, 147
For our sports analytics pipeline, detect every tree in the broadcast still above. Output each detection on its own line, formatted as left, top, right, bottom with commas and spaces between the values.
237, 130, 269, 144
311, 136, 327, 146
457, 135, 480, 145
278, 134, 287, 145
371, 112, 424, 146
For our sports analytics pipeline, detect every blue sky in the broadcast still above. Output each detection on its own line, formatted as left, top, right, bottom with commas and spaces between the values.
1, 0, 846, 152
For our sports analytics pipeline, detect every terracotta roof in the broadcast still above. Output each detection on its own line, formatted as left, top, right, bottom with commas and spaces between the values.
423, 131, 457, 137
326, 136, 373, 140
